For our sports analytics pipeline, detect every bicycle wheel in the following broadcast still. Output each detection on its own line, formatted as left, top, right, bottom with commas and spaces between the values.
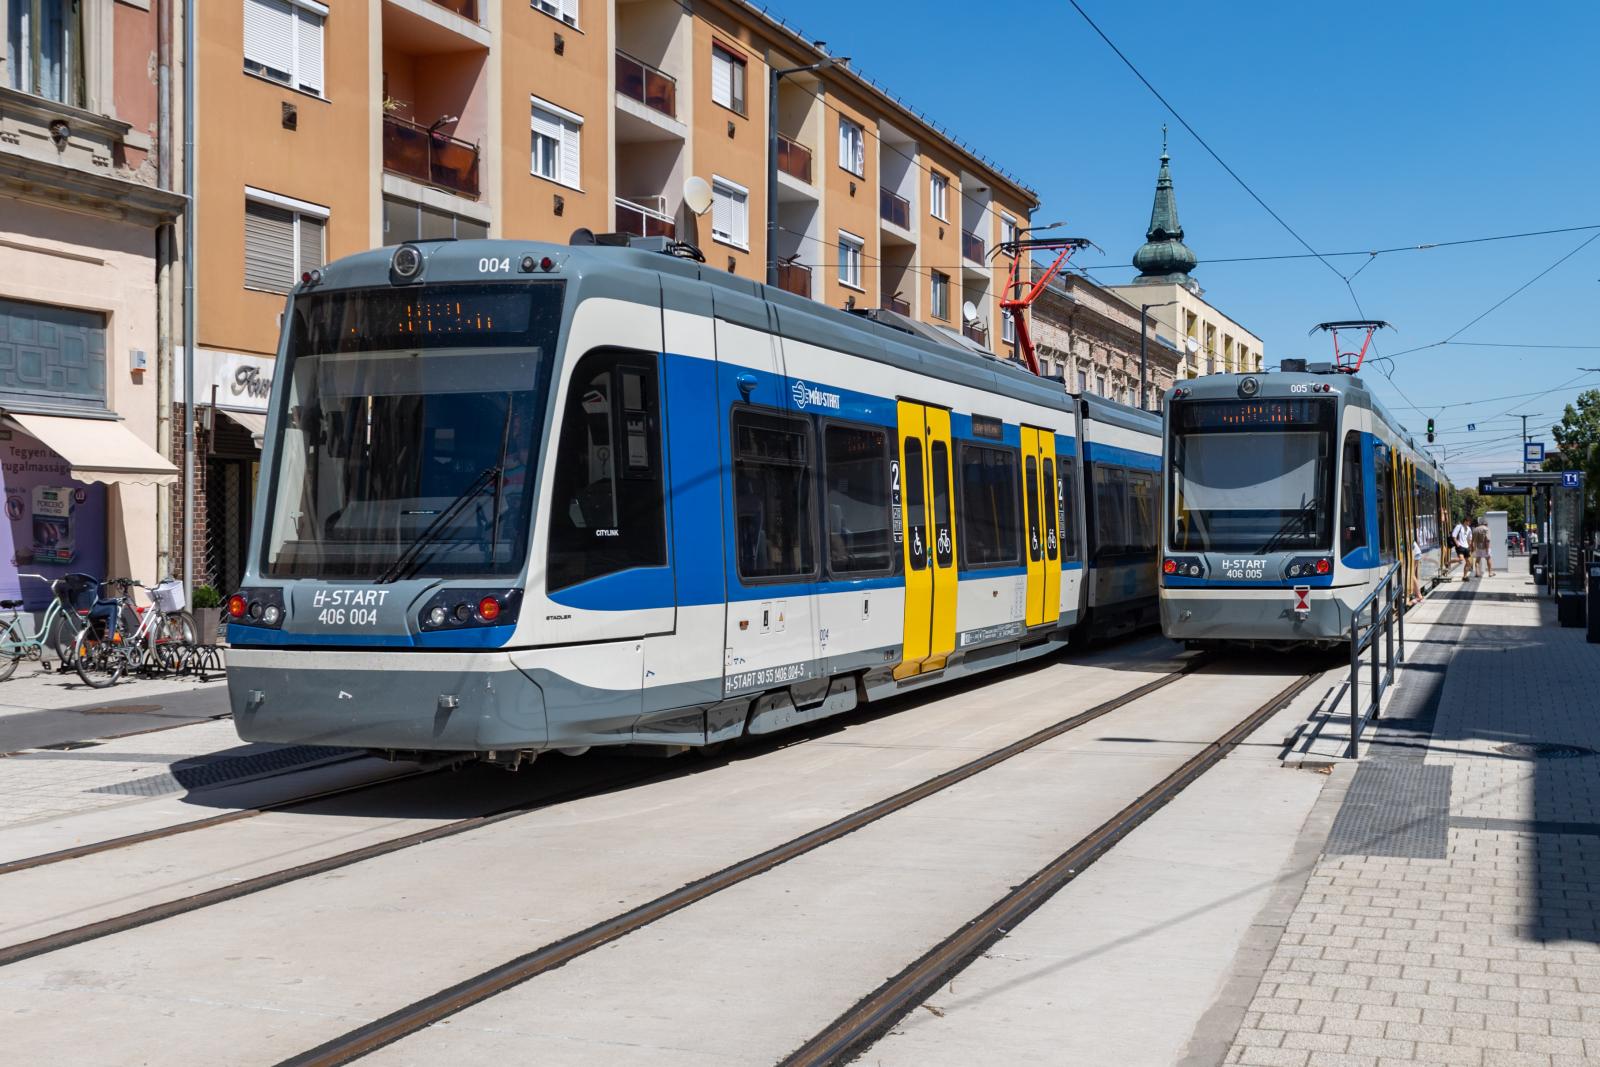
0, 618, 24, 682
47, 611, 78, 668
74, 627, 126, 689
166, 611, 199, 649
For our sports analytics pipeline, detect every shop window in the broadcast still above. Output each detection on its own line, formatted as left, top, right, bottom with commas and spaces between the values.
0, 297, 107, 411
547, 350, 666, 591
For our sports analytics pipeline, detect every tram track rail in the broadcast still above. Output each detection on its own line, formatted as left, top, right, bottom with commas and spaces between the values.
271, 659, 1213, 1067
780, 670, 1320, 1067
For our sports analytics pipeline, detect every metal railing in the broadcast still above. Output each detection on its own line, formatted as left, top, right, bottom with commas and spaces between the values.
1346, 561, 1405, 758
427, 0, 479, 19
962, 321, 988, 345
382, 114, 481, 197
882, 291, 910, 316
880, 187, 910, 229
615, 51, 676, 118
614, 196, 675, 239
961, 228, 985, 263
776, 261, 811, 298
777, 136, 812, 184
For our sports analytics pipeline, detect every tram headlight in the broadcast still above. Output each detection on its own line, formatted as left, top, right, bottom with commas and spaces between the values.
262, 605, 282, 626
227, 587, 284, 628
1163, 556, 1204, 580
428, 606, 448, 627
1239, 376, 1261, 398
453, 602, 474, 623
391, 244, 423, 281
418, 589, 524, 633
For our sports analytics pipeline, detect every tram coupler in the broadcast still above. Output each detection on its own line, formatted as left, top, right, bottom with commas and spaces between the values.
483, 749, 538, 772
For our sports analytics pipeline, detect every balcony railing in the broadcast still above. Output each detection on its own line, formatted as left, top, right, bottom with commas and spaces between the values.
427, 0, 479, 19
961, 229, 985, 263
615, 196, 675, 239
777, 136, 812, 184
382, 114, 480, 198
777, 262, 812, 299
882, 290, 910, 316
616, 51, 676, 118
963, 321, 988, 346
880, 187, 910, 229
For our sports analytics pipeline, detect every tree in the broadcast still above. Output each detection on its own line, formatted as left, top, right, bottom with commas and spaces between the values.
1544, 389, 1600, 528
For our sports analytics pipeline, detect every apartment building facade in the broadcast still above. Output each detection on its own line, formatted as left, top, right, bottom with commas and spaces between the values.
0, 0, 182, 610
181, 0, 1038, 592
1029, 271, 1181, 411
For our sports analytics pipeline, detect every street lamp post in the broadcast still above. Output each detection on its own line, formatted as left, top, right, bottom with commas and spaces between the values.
1139, 300, 1178, 410
767, 55, 840, 287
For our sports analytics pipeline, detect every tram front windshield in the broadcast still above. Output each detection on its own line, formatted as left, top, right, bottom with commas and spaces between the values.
1169, 397, 1335, 554
262, 282, 563, 580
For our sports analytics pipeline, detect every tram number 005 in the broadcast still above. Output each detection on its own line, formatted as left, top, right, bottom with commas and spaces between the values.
318, 608, 379, 626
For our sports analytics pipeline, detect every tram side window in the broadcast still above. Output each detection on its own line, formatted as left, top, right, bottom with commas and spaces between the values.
733, 410, 817, 581
823, 423, 893, 575
1374, 445, 1396, 563
957, 444, 1020, 567
1128, 470, 1157, 554
1057, 457, 1079, 559
1092, 464, 1129, 556
1340, 432, 1366, 556
547, 350, 666, 592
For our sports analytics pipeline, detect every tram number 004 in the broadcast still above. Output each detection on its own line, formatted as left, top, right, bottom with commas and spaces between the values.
318, 608, 379, 626
478, 257, 513, 273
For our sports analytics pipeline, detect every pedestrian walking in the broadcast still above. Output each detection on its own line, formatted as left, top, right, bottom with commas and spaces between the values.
1472, 516, 1493, 577
1451, 516, 1473, 580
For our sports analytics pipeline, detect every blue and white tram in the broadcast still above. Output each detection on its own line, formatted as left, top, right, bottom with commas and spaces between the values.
1159, 359, 1450, 649
225, 236, 1162, 761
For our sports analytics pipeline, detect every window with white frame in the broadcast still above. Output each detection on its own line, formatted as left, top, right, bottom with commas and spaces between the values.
929, 171, 948, 221
243, 0, 327, 98
711, 177, 749, 249
244, 189, 328, 294
532, 0, 579, 28
1001, 311, 1016, 344
7, 0, 85, 106
1000, 213, 1019, 252
838, 230, 864, 289
531, 98, 582, 189
838, 117, 865, 177
931, 271, 950, 320
710, 43, 746, 115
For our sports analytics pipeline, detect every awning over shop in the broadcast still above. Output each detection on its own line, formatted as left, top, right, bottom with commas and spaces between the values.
6, 413, 179, 486
218, 408, 267, 445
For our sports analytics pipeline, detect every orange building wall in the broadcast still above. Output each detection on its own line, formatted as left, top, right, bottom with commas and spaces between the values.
918, 146, 960, 329
690, 15, 767, 280
499, 3, 612, 243
197, 1, 372, 358
820, 89, 878, 311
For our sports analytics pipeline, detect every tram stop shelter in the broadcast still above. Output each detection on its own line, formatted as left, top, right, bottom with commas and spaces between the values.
1480, 470, 1592, 627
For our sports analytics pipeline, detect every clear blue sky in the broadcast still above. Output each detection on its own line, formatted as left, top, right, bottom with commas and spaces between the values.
767, 0, 1600, 483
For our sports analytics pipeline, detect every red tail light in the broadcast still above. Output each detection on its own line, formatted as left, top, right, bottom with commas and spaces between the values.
1316, 558, 1331, 575
477, 596, 502, 622
227, 594, 247, 618
1162, 559, 1177, 574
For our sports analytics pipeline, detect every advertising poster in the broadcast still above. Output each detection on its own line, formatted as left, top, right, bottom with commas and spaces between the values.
0, 433, 107, 611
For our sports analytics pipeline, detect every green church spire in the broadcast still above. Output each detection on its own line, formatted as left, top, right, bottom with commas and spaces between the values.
1132, 126, 1198, 285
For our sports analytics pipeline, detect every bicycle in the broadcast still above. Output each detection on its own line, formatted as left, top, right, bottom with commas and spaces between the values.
73, 578, 197, 689
0, 573, 96, 682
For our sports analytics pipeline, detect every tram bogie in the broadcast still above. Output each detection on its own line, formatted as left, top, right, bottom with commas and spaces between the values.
225, 236, 1163, 758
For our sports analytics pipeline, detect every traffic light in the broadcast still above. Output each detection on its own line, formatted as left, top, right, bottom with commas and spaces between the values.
1426, 417, 1435, 444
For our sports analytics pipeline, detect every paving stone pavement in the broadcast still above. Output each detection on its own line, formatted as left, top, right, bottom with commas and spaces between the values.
1225, 564, 1600, 1067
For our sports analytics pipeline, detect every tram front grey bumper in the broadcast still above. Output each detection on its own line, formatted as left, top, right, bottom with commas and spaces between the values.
1161, 586, 1358, 644
227, 648, 548, 752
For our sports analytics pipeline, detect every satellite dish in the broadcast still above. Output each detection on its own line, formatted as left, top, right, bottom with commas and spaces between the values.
683, 176, 713, 216
961, 300, 980, 324
1184, 337, 1201, 355
568, 227, 596, 246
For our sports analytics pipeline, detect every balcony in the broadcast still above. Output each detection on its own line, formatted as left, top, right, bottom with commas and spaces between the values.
615, 195, 675, 239
963, 321, 988, 346
882, 290, 910, 316
777, 136, 812, 184
382, 114, 480, 198
777, 262, 812, 299
880, 187, 910, 230
962, 229, 985, 264
616, 51, 677, 119
426, 0, 478, 18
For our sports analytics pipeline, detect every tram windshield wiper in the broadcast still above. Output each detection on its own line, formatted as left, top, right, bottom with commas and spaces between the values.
1257, 499, 1318, 556
374, 464, 502, 585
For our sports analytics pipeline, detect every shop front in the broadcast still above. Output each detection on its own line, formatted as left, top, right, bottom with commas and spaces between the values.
181, 348, 273, 596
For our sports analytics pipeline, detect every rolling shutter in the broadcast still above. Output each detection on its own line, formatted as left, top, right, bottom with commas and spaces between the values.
244, 201, 295, 293
560, 122, 581, 189
243, 0, 294, 80
295, 7, 325, 96
712, 179, 747, 246
711, 185, 732, 242
532, 102, 582, 188
298, 215, 326, 272
711, 48, 732, 109
559, 0, 579, 26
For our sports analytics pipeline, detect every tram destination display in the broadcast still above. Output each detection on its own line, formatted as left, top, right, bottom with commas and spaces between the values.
1173, 397, 1333, 430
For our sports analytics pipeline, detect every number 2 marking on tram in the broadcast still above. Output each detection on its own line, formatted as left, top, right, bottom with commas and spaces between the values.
479, 257, 512, 274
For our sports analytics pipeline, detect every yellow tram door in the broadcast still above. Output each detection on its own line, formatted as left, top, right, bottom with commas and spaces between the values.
1019, 427, 1060, 628
895, 401, 959, 678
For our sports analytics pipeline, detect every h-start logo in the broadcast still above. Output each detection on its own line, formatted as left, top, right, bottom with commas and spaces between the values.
790, 379, 841, 411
